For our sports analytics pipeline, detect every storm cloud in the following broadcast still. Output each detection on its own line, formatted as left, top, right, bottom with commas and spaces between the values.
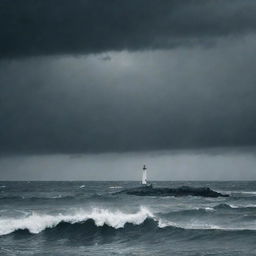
1, 35, 256, 154
1, 0, 256, 58
0, 0, 256, 155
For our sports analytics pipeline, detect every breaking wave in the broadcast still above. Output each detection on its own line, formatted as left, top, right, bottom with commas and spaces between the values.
1, 206, 256, 237
0, 207, 154, 236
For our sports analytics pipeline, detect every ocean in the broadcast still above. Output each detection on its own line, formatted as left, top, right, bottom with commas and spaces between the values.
0, 181, 255, 256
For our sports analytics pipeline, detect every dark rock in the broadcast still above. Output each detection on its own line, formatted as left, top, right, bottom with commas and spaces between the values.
116, 185, 229, 198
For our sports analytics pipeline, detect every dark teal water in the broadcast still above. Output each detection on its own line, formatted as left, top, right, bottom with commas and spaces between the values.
0, 181, 256, 255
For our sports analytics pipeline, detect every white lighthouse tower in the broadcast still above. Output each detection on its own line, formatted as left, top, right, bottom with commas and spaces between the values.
142, 164, 147, 185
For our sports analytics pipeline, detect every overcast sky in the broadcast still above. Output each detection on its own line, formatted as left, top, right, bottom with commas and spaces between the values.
0, 0, 256, 179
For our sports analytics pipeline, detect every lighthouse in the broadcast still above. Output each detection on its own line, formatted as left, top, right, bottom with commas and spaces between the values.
142, 164, 147, 185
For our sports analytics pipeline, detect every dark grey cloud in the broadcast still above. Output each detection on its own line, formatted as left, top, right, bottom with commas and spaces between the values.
1, 0, 256, 58
1, 35, 256, 154
1, 1, 256, 155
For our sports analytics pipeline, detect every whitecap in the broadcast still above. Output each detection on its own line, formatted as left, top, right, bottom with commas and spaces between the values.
205, 207, 215, 212
0, 206, 154, 236
50, 195, 63, 199
240, 191, 256, 195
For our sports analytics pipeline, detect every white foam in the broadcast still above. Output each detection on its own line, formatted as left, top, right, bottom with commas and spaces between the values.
205, 207, 215, 212
109, 186, 123, 189
79, 185, 85, 189
158, 219, 180, 228
157, 220, 223, 230
244, 204, 256, 208
192, 207, 215, 212
50, 195, 63, 199
222, 190, 256, 196
221, 203, 256, 209
240, 191, 256, 195
0, 207, 154, 236
229, 204, 239, 208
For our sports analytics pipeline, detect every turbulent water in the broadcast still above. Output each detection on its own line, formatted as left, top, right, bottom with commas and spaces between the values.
0, 181, 256, 256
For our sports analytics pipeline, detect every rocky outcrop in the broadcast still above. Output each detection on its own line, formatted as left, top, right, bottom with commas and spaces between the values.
116, 185, 229, 198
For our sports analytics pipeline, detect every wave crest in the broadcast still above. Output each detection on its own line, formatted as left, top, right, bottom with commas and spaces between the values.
0, 207, 154, 236
1, 206, 256, 237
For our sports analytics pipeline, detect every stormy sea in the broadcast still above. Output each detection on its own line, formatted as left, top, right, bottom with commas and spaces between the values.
0, 181, 255, 256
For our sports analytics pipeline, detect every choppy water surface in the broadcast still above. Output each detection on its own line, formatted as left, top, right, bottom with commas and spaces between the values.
0, 181, 255, 256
